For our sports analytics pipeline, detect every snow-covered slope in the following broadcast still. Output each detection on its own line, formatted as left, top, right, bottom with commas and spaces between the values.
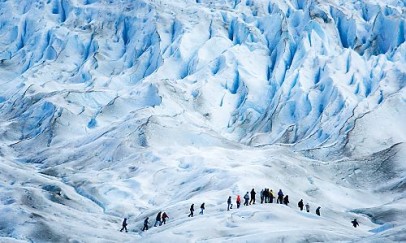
0, 0, 405, 242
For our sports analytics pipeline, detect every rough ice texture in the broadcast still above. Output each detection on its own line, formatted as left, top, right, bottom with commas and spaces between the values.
0, 0, 405, 242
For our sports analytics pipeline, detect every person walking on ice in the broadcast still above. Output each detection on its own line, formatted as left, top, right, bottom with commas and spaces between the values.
298, 199, 304, 211
277, 189, 284, 204
269, 189, 274, 203
142, 217, 149, 231
188, 204, 195, 217
244, 192, 250, 206
154, 211, 162, 227
250, 189, 256, 205
351, 219, 359, 228
161, 212, 169, 225
236, 195, 241, 208
227, 196, 232, 211
200, 203, 205, 215
305, 203, 310, 212
316, 207, 321, 216
283, 195, 289, 205
120, 218, 128, 232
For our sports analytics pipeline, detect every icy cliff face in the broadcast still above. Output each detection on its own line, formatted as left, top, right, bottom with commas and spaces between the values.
0, 0, 405, 158
0, 0, 405, 242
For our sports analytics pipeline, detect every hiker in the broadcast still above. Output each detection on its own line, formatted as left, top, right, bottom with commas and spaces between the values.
277, 189, 284, 204
260, 189, 264, 204
142, 217, 149, 231
227, 196, 232, 211
154, 211, 162, 227
316, 207, 321, 216
269, 189, 274, 203
188, 204, 194, 217
264, 188, 270, 203
305, 203, 310, 212
250, 189, 256, 205
200, 203, 205, 215
120, 218, 128, 232
283, 195, 289, 205
298, 199, 304, 211
236, 195, 241, 208
244, 192, 250, 206
351, 219, 359, 228
161, 212, 169, 224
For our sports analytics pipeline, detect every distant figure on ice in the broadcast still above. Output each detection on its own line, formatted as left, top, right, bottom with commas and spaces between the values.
142, 217, 149, 231
260, 189, 264, 204
269, 189, 274, 203
263, 188, 269, 203
188, 204, 195, 217
305, 203, 310, 212
298, 199, 304, 211
236, 195, 241, 208
250, 189, 256, 205
283, 195, 289, 205
244, 192, 250, 206
162, 212, 169, 224
277, 189, 284, 204
316, 207, 321, 216
154, 211, 162, 227
200, 203, 205, 215
120, 218, 128, 232
227, 196, 232, 211
351, 219, 359, 228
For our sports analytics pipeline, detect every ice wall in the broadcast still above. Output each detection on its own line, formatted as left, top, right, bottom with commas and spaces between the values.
0, 0, 405, 159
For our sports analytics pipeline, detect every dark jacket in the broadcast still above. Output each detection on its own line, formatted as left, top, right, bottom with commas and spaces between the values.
122, 218, 127, 226
156, 212, 162, 221
200, 203, 205, 209
283, 195, 289, 205
250, 189, 256, 198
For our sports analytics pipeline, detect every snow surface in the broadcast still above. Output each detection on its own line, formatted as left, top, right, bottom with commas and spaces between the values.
0, 0, 405, 242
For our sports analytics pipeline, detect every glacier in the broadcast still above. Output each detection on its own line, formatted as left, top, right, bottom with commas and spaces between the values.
0, 0, 405, 242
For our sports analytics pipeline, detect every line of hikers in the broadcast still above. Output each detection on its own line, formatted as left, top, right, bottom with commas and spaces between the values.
225, 189, 320, 217
187, 202, 206, 217
297, 199, 321, 216
120, 187, 362, 232
224, 188, 290, 209
138, 211, 169, 232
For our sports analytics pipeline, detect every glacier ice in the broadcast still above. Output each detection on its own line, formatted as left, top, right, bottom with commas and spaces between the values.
0, 0, 405, 242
